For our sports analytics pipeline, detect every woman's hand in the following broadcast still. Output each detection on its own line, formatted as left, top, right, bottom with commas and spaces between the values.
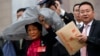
38, 15, 50, 29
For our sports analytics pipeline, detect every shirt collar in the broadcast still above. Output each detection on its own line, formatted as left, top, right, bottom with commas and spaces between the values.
60, 8, 65, 16
76, 20, 83, 26
84, 20, 93, 27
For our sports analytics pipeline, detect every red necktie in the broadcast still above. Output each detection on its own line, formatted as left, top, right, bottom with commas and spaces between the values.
80, 25, 89, 56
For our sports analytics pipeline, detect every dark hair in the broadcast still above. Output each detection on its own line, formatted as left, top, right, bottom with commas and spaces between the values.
25, 22, 42, 33
38, 0, 62, 5
73, 3, 80, 11
46, 0, 57, 8
38, 0, 48, 5
17, 8, 26, 13
79, 1, 94, 11
55, 0, 62, 4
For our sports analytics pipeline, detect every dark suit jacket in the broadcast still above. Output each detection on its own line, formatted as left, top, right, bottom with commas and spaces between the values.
52, 42, 69, 56
0, 38, 3, 56
52, 42, 80, 56
52, 12, 79, 56
11, 40, 20, 56
21, 26, 57, 56
53, 19, 100, 56
60, 12, 75, 24
80, 19, 100, 56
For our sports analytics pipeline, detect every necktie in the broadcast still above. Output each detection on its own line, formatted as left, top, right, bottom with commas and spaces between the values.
77, 24, 81, 29
80, 25, 89, 56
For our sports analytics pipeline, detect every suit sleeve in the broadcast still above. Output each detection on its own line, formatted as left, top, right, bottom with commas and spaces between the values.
43, 26, 57, 45
86, 26, 100, 47
86, 36, 100, 47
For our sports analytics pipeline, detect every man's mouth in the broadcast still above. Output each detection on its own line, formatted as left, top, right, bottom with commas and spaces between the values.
83, 17, 88, 19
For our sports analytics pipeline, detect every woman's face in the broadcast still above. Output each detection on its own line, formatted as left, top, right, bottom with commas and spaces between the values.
27, 25, 41, 40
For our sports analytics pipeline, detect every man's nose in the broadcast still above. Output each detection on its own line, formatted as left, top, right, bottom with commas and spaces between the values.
83, 12, 88, 15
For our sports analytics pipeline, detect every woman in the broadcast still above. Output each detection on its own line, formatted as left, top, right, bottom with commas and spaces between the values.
24, 22, 57, 56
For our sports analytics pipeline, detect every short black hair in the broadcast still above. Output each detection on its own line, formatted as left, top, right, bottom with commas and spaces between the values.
55, 0, 62, 4
46, 0, 56, 8
79, 1, 94, 11
38, 0, 62, 5
38, 0, 49, 5
73, 3, 80, 11
17, 8, 26, 13
25, 22, 42, 33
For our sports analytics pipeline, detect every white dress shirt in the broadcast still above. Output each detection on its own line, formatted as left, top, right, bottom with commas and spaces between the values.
76, 20, 83, 28
60, 8, 65, 16
83, 20, 93, 36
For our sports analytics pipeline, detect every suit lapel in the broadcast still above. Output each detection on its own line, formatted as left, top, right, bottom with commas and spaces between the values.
79, 19, 96, 35
89, 19, 96, 36
79, 26, 84, 33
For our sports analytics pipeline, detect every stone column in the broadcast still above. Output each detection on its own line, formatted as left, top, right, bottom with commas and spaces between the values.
0, 0, 12, 34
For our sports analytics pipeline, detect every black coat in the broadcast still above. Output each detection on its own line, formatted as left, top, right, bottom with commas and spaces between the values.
60, 12, 75, 24
51, 12, 79, 56
52, 42, 80, 56
11, 40, 21, 56
52, 19, 100, 56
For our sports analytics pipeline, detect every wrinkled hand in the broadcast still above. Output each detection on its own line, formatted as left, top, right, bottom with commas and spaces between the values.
38, 15, 50, 29
77, 34, 87, 43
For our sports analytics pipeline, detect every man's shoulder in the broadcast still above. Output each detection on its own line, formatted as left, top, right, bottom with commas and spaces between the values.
64, 12, 73, 16
94, 19, 100, 24
92, 19, 100, 28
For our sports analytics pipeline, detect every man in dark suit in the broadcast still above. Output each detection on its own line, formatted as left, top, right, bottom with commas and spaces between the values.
52, 1, 100, 56
51, 2, 82, 56
46, 0, 75, 24
73, 3, 83, 29
46, 1, 80, 56
77, 1, 100, 56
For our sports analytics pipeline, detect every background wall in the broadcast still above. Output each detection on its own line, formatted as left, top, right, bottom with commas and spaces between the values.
0, 0, 100, 34
62, 0, 95, 12
12, 0, 39, 23
0, 0, 12, 34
